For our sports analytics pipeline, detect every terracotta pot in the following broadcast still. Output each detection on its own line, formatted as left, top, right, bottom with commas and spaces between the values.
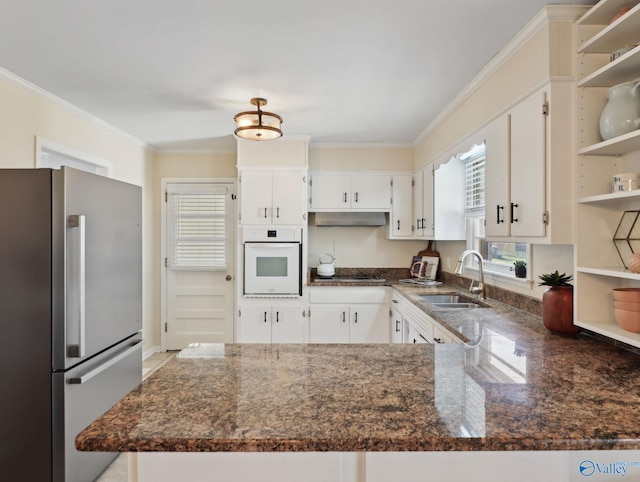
542, 286, 580, 335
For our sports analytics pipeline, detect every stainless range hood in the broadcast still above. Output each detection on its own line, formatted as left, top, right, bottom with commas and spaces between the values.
313, 212, 387, 227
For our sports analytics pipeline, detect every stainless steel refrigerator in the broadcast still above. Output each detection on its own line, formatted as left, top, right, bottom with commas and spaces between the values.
0, 167, 143, 482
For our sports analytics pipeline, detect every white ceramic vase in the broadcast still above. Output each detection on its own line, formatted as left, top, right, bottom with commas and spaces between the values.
599, 80, 640, 141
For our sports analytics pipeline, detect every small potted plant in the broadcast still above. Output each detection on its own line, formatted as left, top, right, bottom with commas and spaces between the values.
538, 271, 580, 335
513, 260, 527, 278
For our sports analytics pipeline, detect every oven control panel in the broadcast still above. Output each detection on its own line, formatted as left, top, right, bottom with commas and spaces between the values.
243, 227, 301, 242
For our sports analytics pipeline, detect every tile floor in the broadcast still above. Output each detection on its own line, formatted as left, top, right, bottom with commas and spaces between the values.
94, 351, 176, 482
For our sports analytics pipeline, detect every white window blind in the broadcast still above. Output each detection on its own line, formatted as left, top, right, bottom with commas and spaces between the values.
167, 185, 228, 270
463, 143, 486, 218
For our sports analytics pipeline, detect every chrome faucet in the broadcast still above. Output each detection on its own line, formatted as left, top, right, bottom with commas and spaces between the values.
454, 249, 486, 300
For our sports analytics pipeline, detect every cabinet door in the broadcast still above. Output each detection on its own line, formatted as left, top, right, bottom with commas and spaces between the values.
309, 304, 350, 343
350, 304, 390, 343
421, 167, 434, 237
412, 169, 424, 238
389, 175, 413, 238
271, 305, 304, 343
432, 324, 459, 344
391, 306, 403, 343
272, 170, 306, 225
238, 305, 272, 343
350, 175, 391, 210
433, 158, 465, 240
240, 171, 273, 225
484, 114, 511, 237
310, 173, 351, 210
509, 90, 546, 237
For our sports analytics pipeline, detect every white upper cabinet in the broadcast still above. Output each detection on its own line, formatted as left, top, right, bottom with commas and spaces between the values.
237, 138, 308, 226
485, 91, 546, 238
412, 158, 465, 241
433, 156, 465, 240
412, 165, 434, 238
509, 89, 547, 237
388, 174, 413, 239
309, 172, 391, 211
239, 168, 307, 225
484, 114, 510, 237
484, 83, 573, 243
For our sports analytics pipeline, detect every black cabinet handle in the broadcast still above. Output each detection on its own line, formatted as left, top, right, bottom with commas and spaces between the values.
434, 337, 444, 344
395, 320, 400, 333
342, 312, 346, 323
343, 193, 347, 203
496, 205, 504, 224
354, 312, 358, 323
276, 207, 280, 218
355, 192, 359, 203
510, 203, 519, 223
276, 312, 279, 323
263, 312, 268, 323
397, 220, 400, 230
264, 207, 268, 218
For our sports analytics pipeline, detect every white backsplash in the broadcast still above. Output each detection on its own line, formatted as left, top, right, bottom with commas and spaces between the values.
307, 223, 428, 269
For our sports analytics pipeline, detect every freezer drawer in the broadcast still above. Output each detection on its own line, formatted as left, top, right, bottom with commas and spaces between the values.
53, 335, 142, 482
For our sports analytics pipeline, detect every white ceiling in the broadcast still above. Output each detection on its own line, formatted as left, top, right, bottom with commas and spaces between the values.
0, 1, 594, 150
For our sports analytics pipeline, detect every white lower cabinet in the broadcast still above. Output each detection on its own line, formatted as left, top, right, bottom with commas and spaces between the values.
238, 304, 305, 343
390, 306, 403, 343
135, 448, 640, 482
308, 287, 390, 343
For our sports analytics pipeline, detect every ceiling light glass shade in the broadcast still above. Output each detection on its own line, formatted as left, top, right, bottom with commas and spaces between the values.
234, 98, 283, 141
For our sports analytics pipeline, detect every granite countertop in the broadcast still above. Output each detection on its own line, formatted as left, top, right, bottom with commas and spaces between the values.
76, 283, 640, 453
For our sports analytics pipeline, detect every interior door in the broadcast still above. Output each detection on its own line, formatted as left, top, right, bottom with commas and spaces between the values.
164, 181, 236, 350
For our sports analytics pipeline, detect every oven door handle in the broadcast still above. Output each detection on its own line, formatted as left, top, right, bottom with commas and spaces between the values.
246, 243, 299, 249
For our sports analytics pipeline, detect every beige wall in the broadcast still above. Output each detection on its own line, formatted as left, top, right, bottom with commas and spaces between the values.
147, 151, 237, 348
413, 15, 580, 300
310, 146, 413, 171
0, 71, 155, 349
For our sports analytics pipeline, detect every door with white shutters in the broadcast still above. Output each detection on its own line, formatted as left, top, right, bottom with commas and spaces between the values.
162, 181, 236, 350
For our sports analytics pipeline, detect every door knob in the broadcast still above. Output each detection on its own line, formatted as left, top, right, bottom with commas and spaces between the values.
226, 275, 232, 281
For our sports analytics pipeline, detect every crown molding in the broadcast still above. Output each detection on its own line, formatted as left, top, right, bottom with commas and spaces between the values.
310, 142, 414, 150
413, 5, 590, 146
0, 66, 147, 149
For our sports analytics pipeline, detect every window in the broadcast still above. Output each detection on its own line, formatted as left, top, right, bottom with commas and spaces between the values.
462, 142, 530, 278
462, 143, 485, 218
167, 185, 229, 270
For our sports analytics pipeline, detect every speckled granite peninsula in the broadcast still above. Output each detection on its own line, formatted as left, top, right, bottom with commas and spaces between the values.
77, 284, 640, 455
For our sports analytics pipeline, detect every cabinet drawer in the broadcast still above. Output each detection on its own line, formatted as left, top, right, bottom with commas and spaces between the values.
309, 287, 388, 304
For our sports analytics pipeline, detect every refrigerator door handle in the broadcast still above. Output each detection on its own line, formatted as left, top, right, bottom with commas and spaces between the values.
68, 339, 142, 384
68, 214, 86, 358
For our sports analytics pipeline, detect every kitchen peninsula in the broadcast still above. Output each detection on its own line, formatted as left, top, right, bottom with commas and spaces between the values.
77, 284, 640, 481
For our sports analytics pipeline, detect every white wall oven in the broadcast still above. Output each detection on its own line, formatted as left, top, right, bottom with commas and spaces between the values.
243, 227, 302, 297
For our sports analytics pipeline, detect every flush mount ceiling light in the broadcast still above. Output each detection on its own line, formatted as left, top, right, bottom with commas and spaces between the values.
233, 97, 283, 141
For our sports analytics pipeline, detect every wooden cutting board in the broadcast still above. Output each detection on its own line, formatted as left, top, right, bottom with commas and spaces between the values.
417, 240, 441, 280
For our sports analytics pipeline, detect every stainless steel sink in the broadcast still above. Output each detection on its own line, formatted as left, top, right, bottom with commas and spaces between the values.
418, 293, 486, 309
429, 302, 482, 309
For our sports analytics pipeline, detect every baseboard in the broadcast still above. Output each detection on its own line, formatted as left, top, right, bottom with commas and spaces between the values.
143, 345, 162, 360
